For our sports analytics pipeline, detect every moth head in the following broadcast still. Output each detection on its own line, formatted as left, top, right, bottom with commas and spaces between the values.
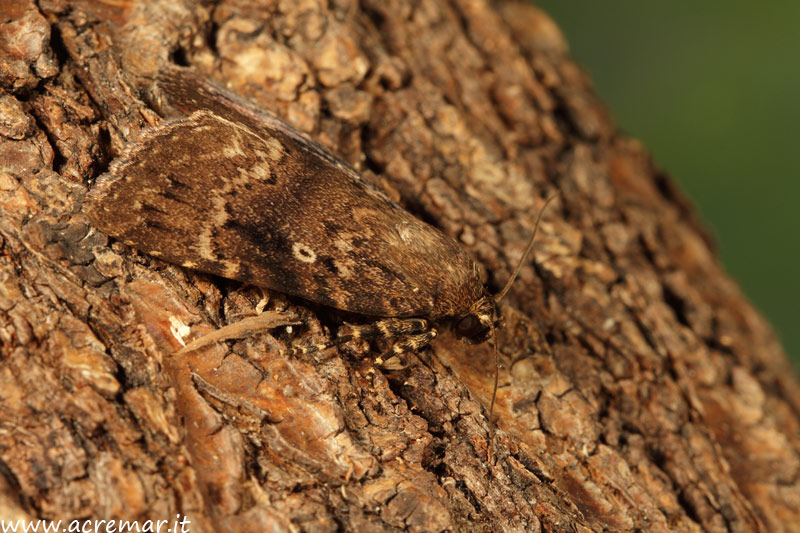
454, 294, 497, 343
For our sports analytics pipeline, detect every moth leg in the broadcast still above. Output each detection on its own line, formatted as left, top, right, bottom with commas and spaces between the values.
376, 329, 438, 366
389, 329, 438, 354
337, 318, 429, 344
291, 339, 335, 355
292, 318, 431, 356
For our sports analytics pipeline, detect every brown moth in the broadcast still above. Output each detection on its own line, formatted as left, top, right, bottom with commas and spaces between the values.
85, 66, 552, 379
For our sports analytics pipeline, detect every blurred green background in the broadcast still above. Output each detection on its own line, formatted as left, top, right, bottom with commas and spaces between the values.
535, 1, 800, 367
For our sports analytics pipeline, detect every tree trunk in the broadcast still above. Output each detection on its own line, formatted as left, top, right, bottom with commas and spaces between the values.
1, 0, 798, 531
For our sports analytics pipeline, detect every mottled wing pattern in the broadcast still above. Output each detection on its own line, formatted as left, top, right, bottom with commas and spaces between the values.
86, 71, 484, 319
157, 67, 353, 181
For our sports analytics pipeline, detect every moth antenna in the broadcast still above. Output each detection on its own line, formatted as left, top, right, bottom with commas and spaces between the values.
488, 320, 499, 449
495, 192, 560, 304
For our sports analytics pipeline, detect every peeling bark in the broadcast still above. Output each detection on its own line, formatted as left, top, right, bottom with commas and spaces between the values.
0, 0, 798, 531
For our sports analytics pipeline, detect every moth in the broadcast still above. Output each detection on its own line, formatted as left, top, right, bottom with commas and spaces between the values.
85, 66, 553, 396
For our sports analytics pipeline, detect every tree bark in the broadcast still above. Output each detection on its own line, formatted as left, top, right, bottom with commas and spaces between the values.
1, 0, 798, 531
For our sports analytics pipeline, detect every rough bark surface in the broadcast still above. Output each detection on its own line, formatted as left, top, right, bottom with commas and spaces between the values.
1, 0, 798, 531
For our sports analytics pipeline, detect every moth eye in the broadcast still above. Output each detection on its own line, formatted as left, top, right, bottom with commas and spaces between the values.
456, 314, 480, 336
